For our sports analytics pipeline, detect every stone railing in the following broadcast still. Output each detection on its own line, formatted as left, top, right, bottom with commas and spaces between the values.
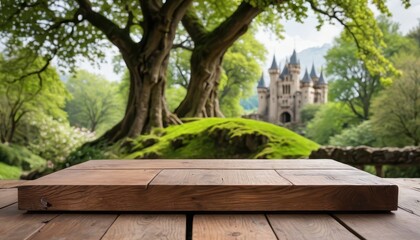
309, 146, 420, 177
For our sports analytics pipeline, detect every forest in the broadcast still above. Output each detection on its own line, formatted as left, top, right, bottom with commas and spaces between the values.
0, 0, 419, 179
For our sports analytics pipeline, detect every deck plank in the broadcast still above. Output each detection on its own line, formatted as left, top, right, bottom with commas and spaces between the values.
68, 159, 354, 170
267, 214, 357, 240
102, 215, 186, 240
0, 188, 17, 208
396, 186, 420, 217
388, 178, 420, 192
29, 213, 117, 240
0, 204, 57, 240
334, 210, 420, 240
193, 215, 277, 240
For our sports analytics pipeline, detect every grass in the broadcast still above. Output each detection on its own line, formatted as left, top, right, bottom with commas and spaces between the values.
0, 144, 46, 171
125, 118, 319, 159
0, 162, 21, 179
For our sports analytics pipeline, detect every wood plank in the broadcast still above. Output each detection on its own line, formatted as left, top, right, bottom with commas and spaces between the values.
18, 162, 398, 211
334, 210, 420, 240
397, 186, 420, 217
267, 214, 357, 240
276, 169, 395, 185
68, 159, 354, 170
193, 214, 277, 240
0, 204, 57, 240
0, 180, 26, 189
388, 178, 420, 192
102, 215, 186, 240
151, 169, 291, 185
29, 213, 117, 240
20, 169, 160, 187
0, 188, 17, 208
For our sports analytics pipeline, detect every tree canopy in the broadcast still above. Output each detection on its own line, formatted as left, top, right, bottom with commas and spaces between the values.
0, 0, 413, 143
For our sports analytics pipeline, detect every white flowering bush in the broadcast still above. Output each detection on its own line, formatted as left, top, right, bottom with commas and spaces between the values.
26, 114, 96, 168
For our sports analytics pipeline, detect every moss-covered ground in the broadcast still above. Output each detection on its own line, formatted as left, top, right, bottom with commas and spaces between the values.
125, 118, 319, 159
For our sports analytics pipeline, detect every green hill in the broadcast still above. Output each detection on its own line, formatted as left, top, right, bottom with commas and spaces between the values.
125, 118, 319, 159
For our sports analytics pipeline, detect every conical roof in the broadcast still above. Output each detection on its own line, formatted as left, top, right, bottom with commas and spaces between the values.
257, 74, 266, 88
269, 56, 278, 70
310, 63, 318, 79
290, 49, 299, 65
318, 70, 327, 85
302, 68, 311, 83
279, 65, 289, 79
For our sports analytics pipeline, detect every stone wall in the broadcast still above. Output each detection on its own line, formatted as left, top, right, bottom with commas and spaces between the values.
309, 146, 420, 165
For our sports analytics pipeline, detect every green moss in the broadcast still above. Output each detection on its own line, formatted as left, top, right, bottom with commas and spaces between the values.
0, 144, 46, 171
0, 162, 22, 179
125, 118, 319, 159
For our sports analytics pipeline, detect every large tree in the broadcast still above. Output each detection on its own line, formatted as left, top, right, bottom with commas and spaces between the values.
0, 0, 411, 144
0, 52, 68, 143
371, 53, 420, 146
65, 70, 124, 133
325, 16, 413, 120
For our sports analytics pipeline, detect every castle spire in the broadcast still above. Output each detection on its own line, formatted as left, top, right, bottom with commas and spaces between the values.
290, 49, 299, 65
310, 63, 318, 79
302, 68, 311, 83
318, 70, 327, 85
257, 73, 266, 88
269, 56, 278, 70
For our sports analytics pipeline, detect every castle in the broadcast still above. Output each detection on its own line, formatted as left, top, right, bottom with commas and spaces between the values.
254, 50, 328, 124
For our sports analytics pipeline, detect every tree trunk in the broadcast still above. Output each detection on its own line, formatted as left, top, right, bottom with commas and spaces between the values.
175, 2, 261, 118
77, 0, 192, 144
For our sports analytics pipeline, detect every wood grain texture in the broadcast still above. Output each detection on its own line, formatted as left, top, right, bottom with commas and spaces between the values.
0, 188, 17, 208
334, 210, 420, 240
151, 169, 291, 185
68, 159, 354, 170
276, 169, 395, 185
193, 214, 277, 240
29, 213, 117, 240
396, 186, 420, 217
20, 169, 160, 187
0, 204, 57, 240
388, 178, 420, 192
267, 214, 357, 240
18, 160, 398, 211
0, 180, 26, 189
102, 215, 186, 240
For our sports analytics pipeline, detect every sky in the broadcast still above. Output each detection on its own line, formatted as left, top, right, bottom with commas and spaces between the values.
79, 0, 420, 82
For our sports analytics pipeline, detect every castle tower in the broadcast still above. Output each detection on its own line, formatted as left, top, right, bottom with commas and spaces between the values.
268, 56, 279, 123
257, 74, 268, 117
288, 50, 301, 94
300, 68, 313, 105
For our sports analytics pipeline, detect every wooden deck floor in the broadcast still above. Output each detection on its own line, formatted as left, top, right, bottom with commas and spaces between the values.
1, 177, 420, 239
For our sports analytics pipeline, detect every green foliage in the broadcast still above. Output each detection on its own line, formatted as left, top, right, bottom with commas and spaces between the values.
370, 53, 420, 146
66, 144, 109, 168
0, 162, 21, 180
219, 31, 266, 117
408, 20, 420, 48
125, 118, 319, 159
0, 52, 69, 143
325, 16, 411, 120
329, 121, 379, 147
0, 143, 46, 171
65, 70, 124, 134
25, 113, 96, 169
306, 103, 359, 145
300, 104, 322, 124
166, 87, 187, 112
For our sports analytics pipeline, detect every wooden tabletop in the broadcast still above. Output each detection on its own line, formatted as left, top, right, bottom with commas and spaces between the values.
1, 177, 420, 239
18, 160, 398, 211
